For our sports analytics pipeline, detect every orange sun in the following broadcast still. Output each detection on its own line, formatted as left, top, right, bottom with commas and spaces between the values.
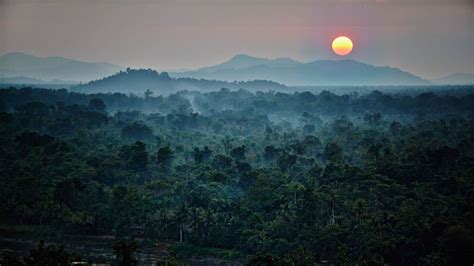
332, 36, 353, 56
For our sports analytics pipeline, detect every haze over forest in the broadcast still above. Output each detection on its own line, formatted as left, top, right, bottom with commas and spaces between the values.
0, 0, 473, 265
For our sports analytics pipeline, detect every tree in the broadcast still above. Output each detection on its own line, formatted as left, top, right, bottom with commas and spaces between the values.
324, 142, 343, 163
277, 153, 297, 172
111, 186, 148, 236
303, 135, 321, 157
192, 146, 213, 164
88, 98, 106, 112
264, 145, 279, 162
236, 161, 252, 173
24, 241, 81, 265
193, 147, 203, 164
119, 141, 148, 172
156, 146, 173, 170
364, 112, 383, 126
353, 198, 367, 225
15, 131, 55, 146
230, 145, 246, 161
390, 121, 402, 135
53, 177, 84, 209
144, 89, 154, 99
212, 155, 233, 170
221, 135, 233, 155
201, 146, 213, 162
121, 122, 153, 140
113, 239, 139, 266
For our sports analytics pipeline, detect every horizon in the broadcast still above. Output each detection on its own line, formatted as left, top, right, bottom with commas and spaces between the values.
1, 0, 473, 79
2, 51, 473, 81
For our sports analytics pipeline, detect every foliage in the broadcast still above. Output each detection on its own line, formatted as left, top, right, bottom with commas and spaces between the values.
171, 243, 243, 259
113, 239, 139, 266
1, 86, 474, 264
22, 241, 81, 265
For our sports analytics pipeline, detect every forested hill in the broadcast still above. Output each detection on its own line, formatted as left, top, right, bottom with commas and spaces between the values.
72, 68, 286, 94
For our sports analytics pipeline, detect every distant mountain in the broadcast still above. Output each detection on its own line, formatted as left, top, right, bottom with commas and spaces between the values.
0, 75, 78, 85
196, 54, 301, 73
0, 76, 46, 84
433, 73, 474, 85
72, 68, 286, 94
0, 52, 123, 82
172, 54, 430, 86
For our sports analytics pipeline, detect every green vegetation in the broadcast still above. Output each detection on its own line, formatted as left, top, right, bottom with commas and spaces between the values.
0, 86, 473, 265
113, 239, 139, 265
0, 241, 82, 265
171, 243, 242, 259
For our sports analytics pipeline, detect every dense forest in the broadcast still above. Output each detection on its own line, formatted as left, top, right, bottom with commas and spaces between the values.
1, 86, 474, 265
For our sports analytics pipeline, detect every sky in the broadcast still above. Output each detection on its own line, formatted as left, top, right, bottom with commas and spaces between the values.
0, 0, 473, 79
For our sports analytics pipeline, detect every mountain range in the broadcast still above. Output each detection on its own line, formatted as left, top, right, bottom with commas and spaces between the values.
0, 76, 77, 85
171, 54, 431, 86
0, 52, 123, 82
1, 52, 473, 88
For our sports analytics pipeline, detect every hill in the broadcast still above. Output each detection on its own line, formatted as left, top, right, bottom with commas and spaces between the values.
433, 73, 474, 85
172, 54, 430, 86
0, 52, 123, 82
72, 68, 286, 94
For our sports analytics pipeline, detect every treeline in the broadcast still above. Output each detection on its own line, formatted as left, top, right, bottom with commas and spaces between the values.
70, 68, 286, 94
1, 86, 473, 116
0, 87, 473, 265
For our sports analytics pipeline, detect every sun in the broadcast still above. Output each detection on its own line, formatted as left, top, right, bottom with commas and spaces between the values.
332, 36, 353, 56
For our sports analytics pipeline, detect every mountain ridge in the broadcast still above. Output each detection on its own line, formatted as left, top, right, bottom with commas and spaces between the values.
172, 55, 431, 86
4, 52, 472, 87
0, 75, 78, 85
432, 73, 474, 85
0, 52, 123, 82
195, 54, 302, 74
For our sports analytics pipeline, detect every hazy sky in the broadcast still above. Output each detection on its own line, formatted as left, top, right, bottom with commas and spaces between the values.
1, 0, 473, 78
